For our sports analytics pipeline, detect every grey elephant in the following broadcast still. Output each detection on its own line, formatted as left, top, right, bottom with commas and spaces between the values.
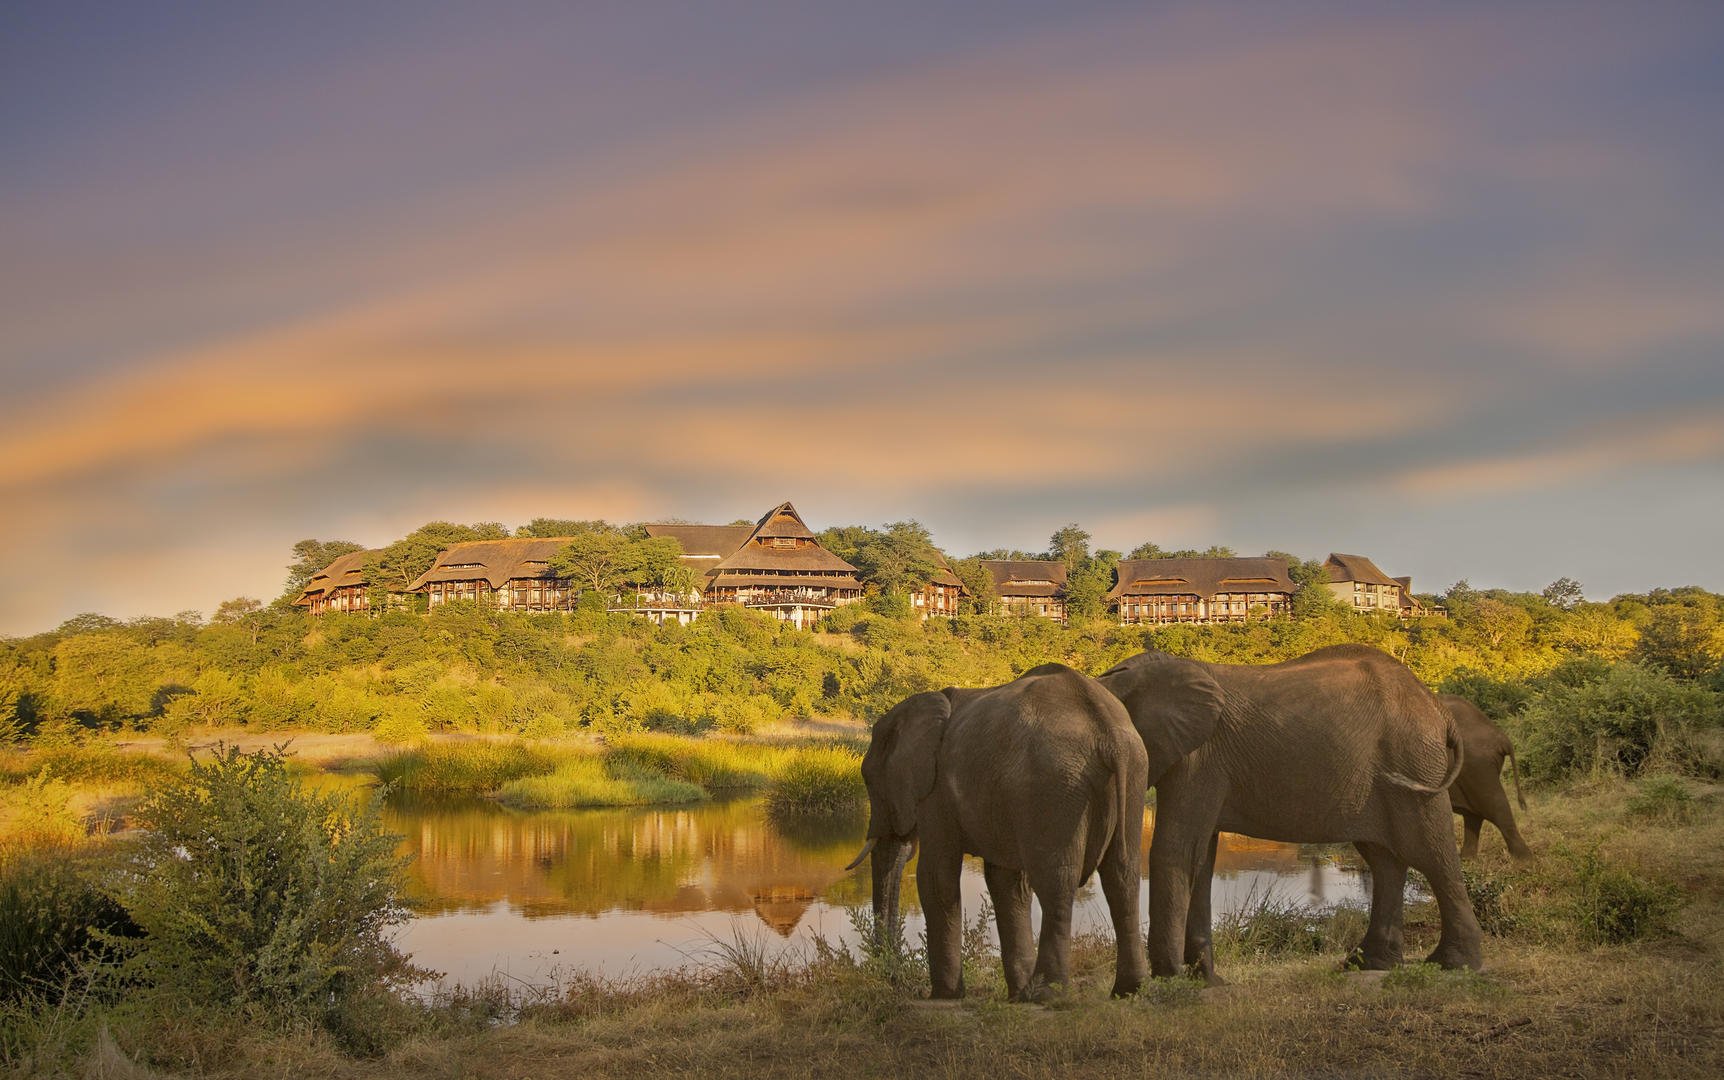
1097, 644, 1483, 979
1441, 693, 1532, 860
848, 663, 1148, 1001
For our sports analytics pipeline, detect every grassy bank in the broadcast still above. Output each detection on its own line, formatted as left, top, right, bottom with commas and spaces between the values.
6, 779, 1719, 1078
370, 733, 864, 812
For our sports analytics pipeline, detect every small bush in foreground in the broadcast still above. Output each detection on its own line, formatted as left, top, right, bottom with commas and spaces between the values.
1625, 774, 1697, 825
110, 745, 418, 1037
1213, 885, 1366, 961
1566, 847, 1680, 945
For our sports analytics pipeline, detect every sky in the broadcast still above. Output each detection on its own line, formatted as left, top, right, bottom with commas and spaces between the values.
3, 0, 1723, 634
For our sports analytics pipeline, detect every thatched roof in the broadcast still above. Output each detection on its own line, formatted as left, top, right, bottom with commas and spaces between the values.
712, 502, 860, 577
404, 538, 573, 591
929, 554, 965, 590
293, 550, 375, 606
750, 501, 817, 541
642, 523, 753, 574
1395, 576, 1421, 611
1324, 553, 1400, 588
1108, 557, 1296, 600
981, 560, 1067, 597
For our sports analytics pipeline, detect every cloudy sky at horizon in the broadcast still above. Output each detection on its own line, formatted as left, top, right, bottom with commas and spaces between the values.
3, 0, 1723, 634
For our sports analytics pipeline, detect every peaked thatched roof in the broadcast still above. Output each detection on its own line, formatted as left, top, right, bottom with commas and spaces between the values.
404, 538, 573, 591
1108, 557, 1296, 600
712, 502, 859, 576
1395, 576, 1422, 611
1324, 553, 1400, 588
293, 550, 376, 606
981, 559, 1067, 597
929, 554, 965, 590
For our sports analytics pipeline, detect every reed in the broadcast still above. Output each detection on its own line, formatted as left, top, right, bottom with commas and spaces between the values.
495, 757, 705, 809
762, 746, 865, 817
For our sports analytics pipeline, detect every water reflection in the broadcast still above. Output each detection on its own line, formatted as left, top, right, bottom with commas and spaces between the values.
385, 796, 1373, 988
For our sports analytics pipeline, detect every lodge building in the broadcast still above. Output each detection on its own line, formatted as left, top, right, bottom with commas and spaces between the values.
701, 502, 864, 628
292, 550, 376, 614
1109, 557, 1296, 624
981, 559, 1068, 621
407, 538, 580, 611
913, 556, 967, 619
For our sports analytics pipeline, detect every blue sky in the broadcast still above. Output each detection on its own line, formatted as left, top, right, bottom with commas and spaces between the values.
2, 1, 1722, 632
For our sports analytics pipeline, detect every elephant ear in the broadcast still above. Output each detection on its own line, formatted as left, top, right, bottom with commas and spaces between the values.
1098, 652, 1225, 784
880, 691, 951, 837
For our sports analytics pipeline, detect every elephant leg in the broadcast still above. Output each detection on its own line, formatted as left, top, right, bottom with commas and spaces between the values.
1182, 832, 1222, 985
1459, 813, 1483, 859
1021, 860, 1081, 1001
1402, 802, 1485, 971
983, 861, 1034, 1000
918, 833, 966, 998
1097, 819, 1148, 998
1148, 780, 1224, 979
1347, 841, 1406, 970
1473, 782, 1534, 861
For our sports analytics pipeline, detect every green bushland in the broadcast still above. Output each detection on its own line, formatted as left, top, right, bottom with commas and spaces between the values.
1626, 774, 1698, 824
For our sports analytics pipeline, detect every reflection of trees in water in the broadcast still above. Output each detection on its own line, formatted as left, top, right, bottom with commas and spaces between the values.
389, 797, 876, 933
390, 800, 1330, 938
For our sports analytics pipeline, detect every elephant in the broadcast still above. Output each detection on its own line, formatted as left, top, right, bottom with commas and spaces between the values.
848, 662, 1148, 1001
1097, 644, 1483, 979
1441, 693, 1532, 860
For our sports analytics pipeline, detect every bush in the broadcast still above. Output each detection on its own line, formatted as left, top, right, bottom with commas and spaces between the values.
1514, 662, 1722, 781
1626, 774, 1697, 825
1565, 847, 1680, 945
762, 748, 864, 817
0, 847, 135, 1003
1462, 865, 1518, 936
1212, 885, 1366, 960
109, 745, 416, 1032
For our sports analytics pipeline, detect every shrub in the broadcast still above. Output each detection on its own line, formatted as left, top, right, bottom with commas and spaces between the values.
1565, 847, 1680, 945
372, 704, 430, 746
1462, 865, 1518, 936
0, 772, 87, 850
0, 847, 135, 1003
1514, 662, 1722, 781
109, 745, 416, 1032
1625, 774, 1697, 825
762, 748, 864, 817
1213, 884, 1365, 960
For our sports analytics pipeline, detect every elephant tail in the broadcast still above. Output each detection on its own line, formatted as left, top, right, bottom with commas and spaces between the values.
1385, 710, 1465, 796
1506, 745, 1528, 811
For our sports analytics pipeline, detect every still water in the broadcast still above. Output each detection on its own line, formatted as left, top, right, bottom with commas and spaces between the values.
382, 796, 1371, 989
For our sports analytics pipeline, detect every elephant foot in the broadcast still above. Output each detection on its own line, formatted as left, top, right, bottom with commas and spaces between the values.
1013, 979, 1067, 1005
1342, 947, 1398, 972
1424, 942, 1483, 971
1109, 978, 1143, 999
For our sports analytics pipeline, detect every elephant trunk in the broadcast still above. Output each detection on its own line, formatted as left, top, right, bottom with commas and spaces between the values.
870, 838, 912, 956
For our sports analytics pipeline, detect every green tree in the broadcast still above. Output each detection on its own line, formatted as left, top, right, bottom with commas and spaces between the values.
515, 518, 606, 539
1542, 577, 1585, 610
369, 521, 508, 596
49, 633, 158, 724
1634, 602, 1724, 679
284, 539, 365, 597
1045, 524, 1091, 573
212, 597, 267, 645
950, 557, 998, 615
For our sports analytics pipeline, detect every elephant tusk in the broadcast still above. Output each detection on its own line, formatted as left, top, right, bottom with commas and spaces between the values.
843, 837, 877, 871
